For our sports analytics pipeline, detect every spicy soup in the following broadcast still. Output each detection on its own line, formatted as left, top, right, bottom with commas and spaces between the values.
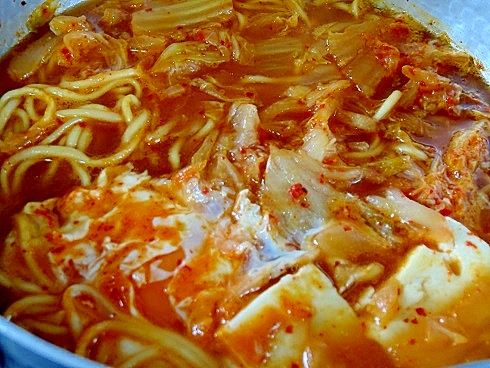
1, 0, 490, 367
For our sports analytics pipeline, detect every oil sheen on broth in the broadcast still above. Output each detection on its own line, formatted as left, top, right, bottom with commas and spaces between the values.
0, 0, 490, 367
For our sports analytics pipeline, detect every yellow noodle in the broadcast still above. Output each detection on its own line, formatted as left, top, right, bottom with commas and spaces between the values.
11, 158, 43, 193
15, 213, 57, 290
12, 108, 30, 133
69, 161, 92, 186
0, 3, 489, 368
75, 319, 218, 368
24, 95, 42, 121
64, 283, 129, 315
21, 318, 70, 336
41, 161, 60, 187
113, 86, 137, 98
59, 68, 140, 90
117, 339, 149, 359
14, 153, 90, 192
4, 147, 87, 194
93, 338, 113, 365
0, 146, 86, 195
90, 136, 141, 166
44, 78, 142, 102
0, 87, 56, 133
21, 239, 56, 290
56, 108, 123, 123
120, 109, 149, 145
62, 284, 139, 339
41, 118, 84, 145
43, 310, 67, 325
145, 120, 178, 144
1, 109, 149, 195
80, 103, 113, 110
76, 128, 93, 151
193, 119, 215, 140
0, 270, 45, 294
118, 347, 163, 368
4, 294, 60, 319
0, 98, 22, 135
65, 125, 83, 148
119, 94, 141, 124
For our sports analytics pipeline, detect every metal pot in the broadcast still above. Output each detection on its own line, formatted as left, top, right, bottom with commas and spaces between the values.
0, 1, 489, 367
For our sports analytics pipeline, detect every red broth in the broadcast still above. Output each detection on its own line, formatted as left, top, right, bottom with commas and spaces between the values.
0, 1, 490, 367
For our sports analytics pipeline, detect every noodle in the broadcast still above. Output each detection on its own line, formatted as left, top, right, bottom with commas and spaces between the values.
76, 320, 217, 367
12, 108, 30, 132
59, 68, 140, 90
0, 270, 45, 294
60, 284, 218, 367
41, 117, 84, 144
44, 78, 142, 101
0, 88, 56, 140
117, 347, 162, 368
0, 77, 150, 194
24, 94, 43, 121
4, 294, 60, 318
76, 320, 218, 368
119, 94, 140, 124
21, 318, 70, 336
56, 108, 123, 122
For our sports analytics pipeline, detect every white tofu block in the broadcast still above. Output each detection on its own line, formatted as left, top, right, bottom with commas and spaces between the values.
359, 217, 490, 367
217, 264, 392, 367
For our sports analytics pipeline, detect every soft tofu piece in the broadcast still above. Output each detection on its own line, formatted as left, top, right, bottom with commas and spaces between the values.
217, 264, 392, 367
358, 217, 490, 367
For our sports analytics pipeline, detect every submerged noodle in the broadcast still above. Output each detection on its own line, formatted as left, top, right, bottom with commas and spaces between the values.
1, 0, 490, 367
0, 69, 150, 195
